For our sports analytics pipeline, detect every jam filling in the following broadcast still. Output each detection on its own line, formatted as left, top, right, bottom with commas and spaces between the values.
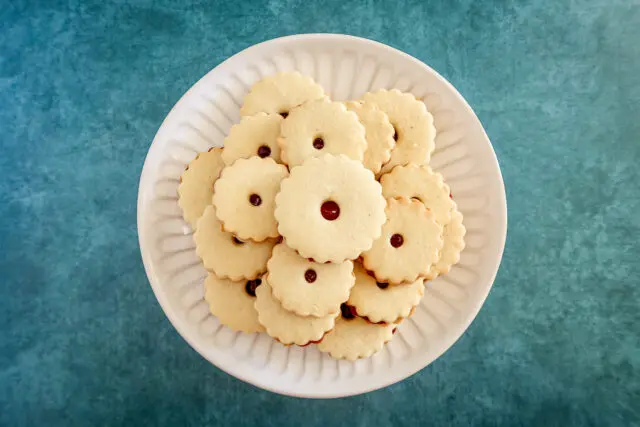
304, 269, 317, 283
245, 278, 262, 297
257, 145, 271, 158
320, 201, 340, 221
390, 233, 404, 248
249, 193, 262, 206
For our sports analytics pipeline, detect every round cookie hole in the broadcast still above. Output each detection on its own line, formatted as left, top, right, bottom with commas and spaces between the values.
245, 278, 262, 297
340, 303, 356, 320
304, 269, 317, 283
249, 193, 262, 206
390, 233, 404, 248
312, 136, 325, 150
320, 200, 340, 221
257, 145, 271, 158
376, 282, 389, 290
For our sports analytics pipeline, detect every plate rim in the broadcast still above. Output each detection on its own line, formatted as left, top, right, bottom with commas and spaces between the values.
137, 33, 508, 398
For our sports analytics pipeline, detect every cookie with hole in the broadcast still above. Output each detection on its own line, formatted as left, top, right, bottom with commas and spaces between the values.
222, 113, 284, 165
361, 89, 435, 175
344, 100, 395, 176
380, 163, 455, 226
178, 147, 225, 228
213, 156, 288, 242
254, 278, 337, 346
240, 71, 326, 117
274, 154, 386, 263
347, 263, 424, 324
267, 243, 355, 318
278, 98, 367, 168
317, 305, 395, 361
204, 272, 265, 334
194, 205, 276, 280
362, 197, 443, 284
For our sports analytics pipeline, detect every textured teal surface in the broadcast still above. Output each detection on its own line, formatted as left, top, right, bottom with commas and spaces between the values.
1, 0, 639, 425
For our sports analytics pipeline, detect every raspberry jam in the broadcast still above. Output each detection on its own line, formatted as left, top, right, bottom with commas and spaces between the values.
249, 194, 262, 206
340, 303, 356, 320
245, 278, 262, 297
390, 233, 404, 248
257, 145, 271, 158
304, 269, 317, 283
320, 201, 340, 221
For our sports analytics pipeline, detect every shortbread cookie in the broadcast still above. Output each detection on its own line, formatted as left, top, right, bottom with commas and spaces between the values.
254, 278, 336, 346
317, 305, 395, 360
275, 154, 386, 263
348, 263, 424, 324
178, 148, 225, 228
425, 206, 466, 280
362, 198, 443, 284
240, 71, 326, 117
279, 99, 367, 168
213, 157, 288, 241
194, 205, 275, 280
380, 164, 455, 225
361, 89, 435, 174
345, 101, 395, 175
221, 113, 283, 165
204, 273, 264, 334
267, 243, 355, 317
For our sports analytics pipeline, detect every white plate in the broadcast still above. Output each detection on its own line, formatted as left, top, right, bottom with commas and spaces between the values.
137, 34, 507, 398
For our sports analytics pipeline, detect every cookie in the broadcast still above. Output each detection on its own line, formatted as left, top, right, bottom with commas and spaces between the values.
221, 113, 283, 165
194, 205, 275, 280
317, 305, 395, 360
254, 278, 336, 346
344, 101, 395, 176
279, 99, 367, 168
380, 164, 455, 225
177, 148, 225, 228
240, 71, 326, 117
425, 206, 466, 280
204, 272, 265, 334
212, 157, 288, 241
267, 243, 355, 317
362, 198, 443, 284
348, 263, 424, 324
361, 89, 435, 175
275, 154, 387, 263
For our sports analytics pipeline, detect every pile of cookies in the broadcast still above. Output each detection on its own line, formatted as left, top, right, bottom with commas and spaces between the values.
177, 72, 466, 360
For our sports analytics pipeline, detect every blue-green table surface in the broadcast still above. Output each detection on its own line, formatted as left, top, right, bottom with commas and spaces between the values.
1, 1, 639, 426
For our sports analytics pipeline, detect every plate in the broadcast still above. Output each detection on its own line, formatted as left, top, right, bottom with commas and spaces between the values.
137, 34, 507, 398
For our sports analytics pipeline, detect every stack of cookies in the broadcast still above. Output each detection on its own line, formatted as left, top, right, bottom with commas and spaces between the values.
177, 72, 466, 360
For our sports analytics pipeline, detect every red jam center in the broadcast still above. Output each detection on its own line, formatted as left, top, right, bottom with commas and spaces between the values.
257, 145, 271, 158
390, 233, 404, 248
313, 137, 325, 149
249, 194, 262, 206
245, 278, 262, 297
340, 303, 356, 320
304, 269, 317, 283
320, 201, 340, 221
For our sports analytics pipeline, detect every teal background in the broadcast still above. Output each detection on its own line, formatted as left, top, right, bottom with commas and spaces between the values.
1, 0, 639, 425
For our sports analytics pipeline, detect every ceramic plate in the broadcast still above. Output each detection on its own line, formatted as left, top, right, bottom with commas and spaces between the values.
137, 34, 507, 398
